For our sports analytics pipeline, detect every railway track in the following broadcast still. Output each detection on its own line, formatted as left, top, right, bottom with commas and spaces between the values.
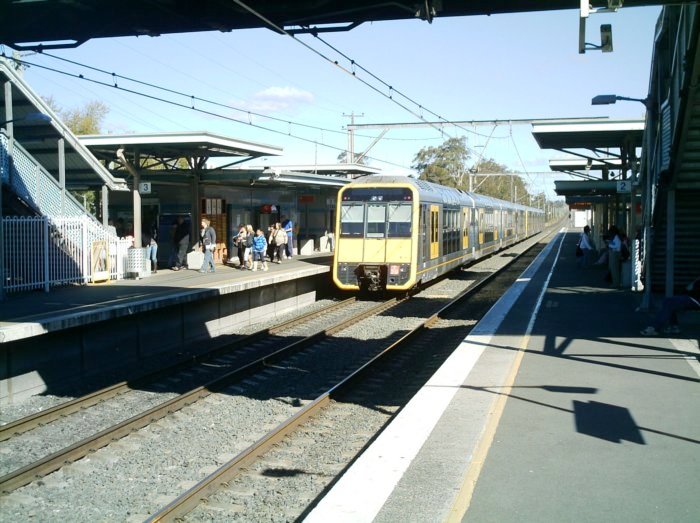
0, 297, 393, 490
0, 228, 557, 522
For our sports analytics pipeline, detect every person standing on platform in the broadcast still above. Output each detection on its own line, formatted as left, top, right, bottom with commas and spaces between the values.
282, 215, 294, 259
171, 216, 190, 271
199, 218, 216, 273
142, 222, 158, 274
273, 222, 287, 263
267, 225, 276, 262
234, 224, 246, 270
607, 225, 622, 288
244, 224, 254, 270
577, 225, 594, 268
251, 228, 269, 272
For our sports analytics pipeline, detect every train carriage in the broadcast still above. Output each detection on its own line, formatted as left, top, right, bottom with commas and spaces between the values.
332, 175, 544, 292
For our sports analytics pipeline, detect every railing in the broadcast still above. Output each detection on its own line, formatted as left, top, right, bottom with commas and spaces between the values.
1, 131, 97, 220
3, 216, 132, 294
2, 130, 135, 294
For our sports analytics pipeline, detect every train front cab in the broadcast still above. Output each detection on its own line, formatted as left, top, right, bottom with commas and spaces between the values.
333, 184, 417, 292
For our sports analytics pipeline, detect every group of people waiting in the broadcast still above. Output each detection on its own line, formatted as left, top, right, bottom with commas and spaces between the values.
576, 224, 630, 288
230, 219, 294, 272
577, 223, 699, 336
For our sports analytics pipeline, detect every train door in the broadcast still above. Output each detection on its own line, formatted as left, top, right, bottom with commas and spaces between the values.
461, 207, 469, 250
430, 205, 439, 259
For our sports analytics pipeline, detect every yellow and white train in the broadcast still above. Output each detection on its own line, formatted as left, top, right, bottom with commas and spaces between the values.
332, 175, 545, 292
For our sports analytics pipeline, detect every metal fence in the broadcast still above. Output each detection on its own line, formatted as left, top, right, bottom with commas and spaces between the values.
2, 216, 132, 293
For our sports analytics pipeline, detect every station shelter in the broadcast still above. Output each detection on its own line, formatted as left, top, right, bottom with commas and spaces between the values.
80, 133, 378, 265
532, 118, 644, 288
531, 2, 700, 302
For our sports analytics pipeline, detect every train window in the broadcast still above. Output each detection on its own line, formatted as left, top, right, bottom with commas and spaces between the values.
387, 204, 412, 237
366, 204, 387, 238
340, 203, 364, 237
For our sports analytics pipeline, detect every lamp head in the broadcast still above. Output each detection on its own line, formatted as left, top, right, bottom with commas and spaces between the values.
592, 94, 618, 105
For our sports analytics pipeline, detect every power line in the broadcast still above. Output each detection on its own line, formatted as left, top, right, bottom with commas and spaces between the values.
7, 55, 413, 170
31, 50, 437, 145
231, 0, 455, 141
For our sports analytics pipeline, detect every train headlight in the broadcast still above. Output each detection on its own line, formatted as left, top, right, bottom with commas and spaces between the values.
389, 265, 400, 276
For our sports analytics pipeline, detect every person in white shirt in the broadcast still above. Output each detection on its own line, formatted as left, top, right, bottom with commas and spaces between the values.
578, 225, 594, 268
607, 225, 622, 288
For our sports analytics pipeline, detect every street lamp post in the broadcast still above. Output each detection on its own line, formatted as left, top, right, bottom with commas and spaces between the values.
591, 94, 649, 108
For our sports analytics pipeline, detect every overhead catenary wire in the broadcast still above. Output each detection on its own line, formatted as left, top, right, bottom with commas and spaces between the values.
308, 32, 503, 142
230, 0, 455, 141
6, 55, 413, 170
30, 50, 439, 144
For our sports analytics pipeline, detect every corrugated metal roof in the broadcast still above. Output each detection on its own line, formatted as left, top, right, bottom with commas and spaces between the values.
532, 119, 645, 150
0, 59, 128, 191
79, 132, 282, 161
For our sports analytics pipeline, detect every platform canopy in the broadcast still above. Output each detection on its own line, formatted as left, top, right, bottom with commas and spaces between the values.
0, 1, 674, 49
532, 119, 644, 151
80, 131, 282, 168
532, 119, 645, 205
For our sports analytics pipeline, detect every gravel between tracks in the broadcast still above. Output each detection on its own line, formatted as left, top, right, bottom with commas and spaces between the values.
0, 233, 549, 522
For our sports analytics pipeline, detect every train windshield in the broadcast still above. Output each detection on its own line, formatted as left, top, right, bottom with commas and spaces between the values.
340, 202, 412, 238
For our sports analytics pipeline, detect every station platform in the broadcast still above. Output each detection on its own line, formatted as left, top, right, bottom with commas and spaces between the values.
305, 229, 700, 522
0, 253, 332, 343
0, 254, 332, 403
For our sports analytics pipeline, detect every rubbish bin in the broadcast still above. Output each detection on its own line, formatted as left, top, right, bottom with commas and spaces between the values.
127, 247, 148, 279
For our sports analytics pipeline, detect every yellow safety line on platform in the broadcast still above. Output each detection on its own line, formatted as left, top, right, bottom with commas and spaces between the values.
446, 332, 530, 523
447, 228, 565, 522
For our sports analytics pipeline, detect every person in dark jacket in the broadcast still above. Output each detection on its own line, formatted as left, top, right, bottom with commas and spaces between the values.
641, 277, 700, 335
142, 222, 158, 273
199, 218, 216, 273
171, 216, 190, 271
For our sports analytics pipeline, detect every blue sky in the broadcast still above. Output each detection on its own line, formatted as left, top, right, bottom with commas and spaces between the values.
8, 5, 660, 198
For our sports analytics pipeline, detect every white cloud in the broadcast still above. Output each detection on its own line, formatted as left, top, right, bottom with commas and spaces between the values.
244, 86, 315, 114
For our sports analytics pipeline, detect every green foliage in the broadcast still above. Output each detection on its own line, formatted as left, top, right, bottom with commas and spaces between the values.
472, 157, 529, 202
45, 98, 109, 213
60, 101, 108, 136
412, 136, 470, 189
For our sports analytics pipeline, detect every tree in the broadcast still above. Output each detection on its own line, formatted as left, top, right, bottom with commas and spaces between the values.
412, 136, 470, 189
60, 101, 108, 136
42, 98, 110, 215
471, 157, 530, 202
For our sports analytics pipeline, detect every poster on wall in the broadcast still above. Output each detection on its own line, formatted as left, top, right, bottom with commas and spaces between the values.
91, 240, 110, 283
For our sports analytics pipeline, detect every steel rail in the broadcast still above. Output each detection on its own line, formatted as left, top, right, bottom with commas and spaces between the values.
0, 298, 401, 494
146, 234, 551, 522
0, 297, 357, 442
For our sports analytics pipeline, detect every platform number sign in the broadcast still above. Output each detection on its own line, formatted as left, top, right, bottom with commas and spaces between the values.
616, 180, 631, 193
138, 182, 152, 194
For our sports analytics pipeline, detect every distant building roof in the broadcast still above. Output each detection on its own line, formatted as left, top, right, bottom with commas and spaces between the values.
257, 163, 381, 178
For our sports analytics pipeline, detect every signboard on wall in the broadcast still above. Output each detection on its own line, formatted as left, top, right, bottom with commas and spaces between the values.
138, 182, 152, 194
616, 180, 631, 193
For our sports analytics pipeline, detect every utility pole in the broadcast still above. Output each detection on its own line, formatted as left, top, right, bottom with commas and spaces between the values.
343, 112, 364, 163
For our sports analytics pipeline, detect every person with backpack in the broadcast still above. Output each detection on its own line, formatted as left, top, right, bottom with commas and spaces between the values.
199, 218, 216, 273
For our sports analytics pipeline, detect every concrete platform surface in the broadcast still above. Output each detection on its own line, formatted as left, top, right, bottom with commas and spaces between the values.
0, 254, 332, 343
305, 230, 700, 523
